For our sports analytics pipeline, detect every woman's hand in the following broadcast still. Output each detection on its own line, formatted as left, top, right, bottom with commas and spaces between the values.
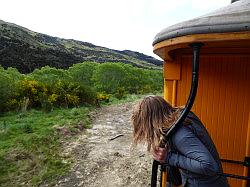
152, 147, 168, 164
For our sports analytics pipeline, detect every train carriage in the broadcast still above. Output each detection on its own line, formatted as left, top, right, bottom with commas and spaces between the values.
152, 0, 250, 186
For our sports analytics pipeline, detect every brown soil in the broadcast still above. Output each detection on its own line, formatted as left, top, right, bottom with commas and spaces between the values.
53, 102, 153, 187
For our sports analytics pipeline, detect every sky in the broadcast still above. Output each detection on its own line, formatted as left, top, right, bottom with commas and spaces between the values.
0, 0, 230, 59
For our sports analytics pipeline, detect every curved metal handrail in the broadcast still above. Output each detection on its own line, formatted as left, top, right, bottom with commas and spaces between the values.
151, 42, 204, 187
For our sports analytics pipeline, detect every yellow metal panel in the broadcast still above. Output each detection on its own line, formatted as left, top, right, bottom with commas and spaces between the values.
164, 79, 173, 104
172, 80, 178, 107
163, 61, 181, 80
166, 54, 250, 187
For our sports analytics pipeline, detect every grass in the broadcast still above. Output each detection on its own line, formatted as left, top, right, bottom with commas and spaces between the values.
0, 107, 92, 187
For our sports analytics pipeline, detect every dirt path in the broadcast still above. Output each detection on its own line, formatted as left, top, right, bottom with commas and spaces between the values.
54, 102, 153, 187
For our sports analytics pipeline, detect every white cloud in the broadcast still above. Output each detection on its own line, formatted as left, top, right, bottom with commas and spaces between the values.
147, 0, 189, 16
191, 0, 229, 10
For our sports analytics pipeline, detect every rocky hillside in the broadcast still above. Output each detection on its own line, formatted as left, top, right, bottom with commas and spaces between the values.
0, 20, 162, 73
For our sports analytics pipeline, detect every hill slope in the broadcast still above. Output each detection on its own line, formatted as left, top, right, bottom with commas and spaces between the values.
0, 20, 162, 73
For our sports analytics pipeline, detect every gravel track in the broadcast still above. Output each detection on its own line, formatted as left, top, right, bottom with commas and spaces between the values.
53, 102, 153, 187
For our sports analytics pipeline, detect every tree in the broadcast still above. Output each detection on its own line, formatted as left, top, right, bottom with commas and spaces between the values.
92, 63, 128, 94
68, 62, 97, 87
0, 67, 23, 112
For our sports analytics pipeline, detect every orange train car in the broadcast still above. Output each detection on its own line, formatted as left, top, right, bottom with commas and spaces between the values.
152, 0, 250, 186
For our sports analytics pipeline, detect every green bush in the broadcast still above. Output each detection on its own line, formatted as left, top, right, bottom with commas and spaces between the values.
91, 62, 162, 96
0, 67, 24, 113
0, 62, 162, 113
68, 62, 97, 87
114, 87, 126, 99
30, 66, 71, 87
97, 92, 111, 103
92, 63, 128, 93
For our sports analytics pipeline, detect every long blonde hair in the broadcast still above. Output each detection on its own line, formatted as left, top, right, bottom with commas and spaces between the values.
131, 95, 181, 151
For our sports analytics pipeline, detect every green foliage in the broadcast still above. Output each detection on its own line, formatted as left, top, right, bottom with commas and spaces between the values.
0, 62, 162, 113
29, 66, 71, 86
97, 92, 111, 103
0, 66, 99, 112
92, 63, 127, 93
114, 87, 126, 99
19, 79, 47, 110
92, 62, 162, 95
68, 62, 97, 87
29, 66, 97, 109
0, 67, 24, 113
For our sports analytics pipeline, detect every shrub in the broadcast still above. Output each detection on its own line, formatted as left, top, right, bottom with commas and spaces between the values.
92, 63, 128, 94
68, 62, 97, 87
0, 67, 24, 112
114, 87, 126, 99
19, 79, 47, 110
96, 92, 111, 103
0, 62, 162, 113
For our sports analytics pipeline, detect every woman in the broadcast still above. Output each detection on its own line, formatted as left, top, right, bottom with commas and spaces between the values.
131, 95, 229, 187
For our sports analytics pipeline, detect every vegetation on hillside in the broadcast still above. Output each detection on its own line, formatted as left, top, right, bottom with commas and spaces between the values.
0, 19, 162, 73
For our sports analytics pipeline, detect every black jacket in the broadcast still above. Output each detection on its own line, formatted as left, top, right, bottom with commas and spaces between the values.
166, 112, 229, 187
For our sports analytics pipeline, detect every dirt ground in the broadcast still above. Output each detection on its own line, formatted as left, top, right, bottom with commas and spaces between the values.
53, 102, 153, 187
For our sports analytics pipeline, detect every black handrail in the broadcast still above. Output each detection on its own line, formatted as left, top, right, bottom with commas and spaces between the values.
163, 43, 204, 139
218, 172, 250, 181
221, 157, 250, 167
221, 159, 245, 165
151, 160, 159, 187
151, 42, 204, 187
158, 163, 250, 181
